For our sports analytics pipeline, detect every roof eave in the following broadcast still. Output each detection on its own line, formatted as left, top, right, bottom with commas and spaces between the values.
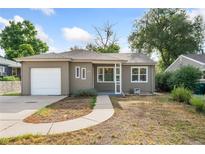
123, 62, 156, 65
16, 58, 71, 62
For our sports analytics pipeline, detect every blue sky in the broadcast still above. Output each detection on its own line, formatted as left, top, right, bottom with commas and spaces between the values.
0, 8, 204, 58
0, 8, 148, 54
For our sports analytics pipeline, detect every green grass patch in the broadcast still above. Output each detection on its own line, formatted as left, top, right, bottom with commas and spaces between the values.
0, 134, 40, 145
2, 92, 21, 96
90, 96, 96, 109
35, 108, 52, 116
193, 95, 205, 101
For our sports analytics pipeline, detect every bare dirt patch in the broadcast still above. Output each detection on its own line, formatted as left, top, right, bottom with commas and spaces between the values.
24, 97, 92, 123
2, 94, 205, 145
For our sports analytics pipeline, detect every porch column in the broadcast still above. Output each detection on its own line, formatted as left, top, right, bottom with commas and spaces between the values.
114, 62, 122, 94
119, 62, 122, 94
114, 63, 116, 94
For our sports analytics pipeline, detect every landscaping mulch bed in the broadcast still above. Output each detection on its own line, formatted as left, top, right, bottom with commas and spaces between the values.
2, 94, 205, 145
24, 97, 93, 123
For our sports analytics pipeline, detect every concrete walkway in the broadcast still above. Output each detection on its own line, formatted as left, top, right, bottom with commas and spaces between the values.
0, 95, 114, 138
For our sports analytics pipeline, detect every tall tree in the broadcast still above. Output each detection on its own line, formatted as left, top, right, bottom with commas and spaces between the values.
86, 22, 120, 53
0, 20, 48, 60
129, 9, 205, 70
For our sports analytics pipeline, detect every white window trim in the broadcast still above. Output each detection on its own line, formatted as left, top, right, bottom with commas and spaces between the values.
81, 68, 86, 80
131, 66, 148, 83
75, 66, 80, 78
97, 67, 114, 83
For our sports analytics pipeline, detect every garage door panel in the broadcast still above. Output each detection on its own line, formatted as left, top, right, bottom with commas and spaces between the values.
31, 68, 61, 95
31, 88, 60, 95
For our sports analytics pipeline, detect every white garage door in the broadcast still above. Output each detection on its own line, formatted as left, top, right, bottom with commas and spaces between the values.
31, 68, 61, 95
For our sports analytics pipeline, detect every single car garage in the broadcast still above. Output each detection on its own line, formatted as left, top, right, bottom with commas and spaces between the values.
20, 61, 70, 96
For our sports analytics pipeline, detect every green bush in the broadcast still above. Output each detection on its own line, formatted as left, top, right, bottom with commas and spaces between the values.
190, 97, 205, 112
156, 66, 202, 92
90, 96, 96, 109
155, 72, 173, 92
169, 66, 202, 91
171, 87, 192, 104
0, 76, 20, 81
74, 88, 97, 97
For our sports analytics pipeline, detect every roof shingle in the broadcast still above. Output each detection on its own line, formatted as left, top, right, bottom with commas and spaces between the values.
16, 50, 156, 65
184, 54, 205, 64
0, 56, 21, 67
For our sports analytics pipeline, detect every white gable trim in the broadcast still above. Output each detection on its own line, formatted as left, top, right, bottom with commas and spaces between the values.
165, 55, 205, 72
165, 56, 182, 72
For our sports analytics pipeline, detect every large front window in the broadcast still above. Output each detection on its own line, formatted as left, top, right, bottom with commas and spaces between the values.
97, 67, 114, 82
131, 66, 148, 83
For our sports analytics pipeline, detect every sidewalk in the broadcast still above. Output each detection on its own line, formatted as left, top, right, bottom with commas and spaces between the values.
0, 95, 114, 138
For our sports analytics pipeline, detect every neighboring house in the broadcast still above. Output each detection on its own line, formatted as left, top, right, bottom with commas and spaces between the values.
16, 50, 156, 96
0, 56, 21, 78
165, 54, 205, 82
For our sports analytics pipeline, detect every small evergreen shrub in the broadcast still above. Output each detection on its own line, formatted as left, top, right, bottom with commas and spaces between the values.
0, 76, 20, 81
74, 88, 97, 97
90, 96, 96, 109
190, 97, 205, 112
171, 87, 192, 104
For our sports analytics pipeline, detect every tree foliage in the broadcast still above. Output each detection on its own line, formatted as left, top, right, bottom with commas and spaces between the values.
169, 66, 202, 91
86, 22, 120, 53
0, 20, 48, 60
156, 66, 202, 92
129, 9, 205, 70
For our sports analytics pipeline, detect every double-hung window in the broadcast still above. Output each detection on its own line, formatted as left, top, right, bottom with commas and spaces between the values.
97, 67, 114, 82
131, 66, 148, 83
75, 66, 80, 78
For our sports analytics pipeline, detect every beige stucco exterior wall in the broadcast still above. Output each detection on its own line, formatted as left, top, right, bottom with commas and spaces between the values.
69, 62, 93, 94
94, 64, 155, 93
122, 65, 155, 93
21, 61, 155, 95
21, 61, 69, 95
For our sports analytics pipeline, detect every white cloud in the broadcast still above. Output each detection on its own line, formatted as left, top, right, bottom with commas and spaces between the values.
0, 16, 9, 26
0, 15, 24, 29
62, 27, 93, 42
32, 8, 55, 16
188, 8, 205, 20
35, 24, 53, 44
13, 15, 24, 23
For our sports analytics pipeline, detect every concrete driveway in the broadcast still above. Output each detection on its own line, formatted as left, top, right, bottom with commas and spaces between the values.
0, 96, 66, 131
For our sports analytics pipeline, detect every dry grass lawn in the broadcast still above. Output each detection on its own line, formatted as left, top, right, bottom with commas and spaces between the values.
24, 97, 92, 123
1, 94, 205, 145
